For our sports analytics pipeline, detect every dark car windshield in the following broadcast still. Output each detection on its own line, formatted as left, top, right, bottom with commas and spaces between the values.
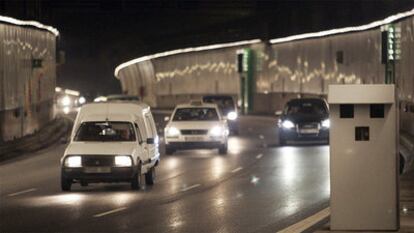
75, 121, 136, 142
106, 95, 140, 101
173, 108, 219, 121
203, 96, 235, 114
285, 100, 327, 115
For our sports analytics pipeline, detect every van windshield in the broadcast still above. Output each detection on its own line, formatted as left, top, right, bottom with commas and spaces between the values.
74, 121, 136, 142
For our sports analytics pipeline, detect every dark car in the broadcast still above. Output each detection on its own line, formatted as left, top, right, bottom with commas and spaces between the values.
106, 94, 140, 102
278, 98, 329, 145
202, 95, 239, 134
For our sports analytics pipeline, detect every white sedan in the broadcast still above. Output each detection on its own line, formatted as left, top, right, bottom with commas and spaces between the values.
164, 101, 229, 155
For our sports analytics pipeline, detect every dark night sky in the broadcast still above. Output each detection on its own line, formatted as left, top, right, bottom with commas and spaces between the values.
2, 0, 414, 97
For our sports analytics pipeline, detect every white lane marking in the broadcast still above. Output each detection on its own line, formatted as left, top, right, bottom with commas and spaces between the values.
259, 134, 265, 139
181, 184, 200, 192
256, 154, 263, 159
93, 207, 128, 218
277, 207, 330, 233
231, 167, 243, 173
7, 188, 37, 197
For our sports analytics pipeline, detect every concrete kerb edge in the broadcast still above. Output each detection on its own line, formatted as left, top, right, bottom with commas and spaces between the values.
0, 117, 72, 161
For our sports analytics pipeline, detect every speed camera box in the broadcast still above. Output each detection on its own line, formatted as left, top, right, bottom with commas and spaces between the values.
328, 84, 399, 231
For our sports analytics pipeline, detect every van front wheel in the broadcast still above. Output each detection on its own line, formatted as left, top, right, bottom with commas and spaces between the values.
131, 163, 142, 190
145, 166, 156, 185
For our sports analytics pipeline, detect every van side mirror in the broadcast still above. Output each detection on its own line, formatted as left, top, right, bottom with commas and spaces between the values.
146, 138, 155, 144
275, 110, 283, 116
164, 116, 170, 122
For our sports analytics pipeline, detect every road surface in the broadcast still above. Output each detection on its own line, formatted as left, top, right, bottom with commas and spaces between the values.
0, 115, 329, 233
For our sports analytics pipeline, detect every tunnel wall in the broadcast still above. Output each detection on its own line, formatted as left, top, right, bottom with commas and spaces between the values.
116, 14, 414, 136
0, 22, 57, 142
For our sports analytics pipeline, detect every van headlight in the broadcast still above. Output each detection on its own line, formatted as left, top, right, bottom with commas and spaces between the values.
282, 120, 295, 129
64, 156, 82, 168
321, 119, 330, 128
166, 127, 180, 137
115, 155, 132, 167
227, 111, 238, 121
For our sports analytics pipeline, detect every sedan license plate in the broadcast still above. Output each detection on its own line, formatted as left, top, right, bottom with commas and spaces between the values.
185, 136, 204, 142
299, 128, 319, 134
84, 167, 111, 173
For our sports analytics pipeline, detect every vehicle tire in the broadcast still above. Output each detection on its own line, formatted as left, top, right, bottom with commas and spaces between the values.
61, 177, 72, 191
218, 143, 228, 155
145, 166, 156, 185
165, 146, 175, 155
400, 153, 405, 175
131, 163, 142, 190
80, 180, 88, 187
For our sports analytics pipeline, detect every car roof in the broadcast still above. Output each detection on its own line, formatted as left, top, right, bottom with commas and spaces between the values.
175, 102, 218, 109
78, 102, 149, 120
203, 95, 234, 99
106, 94, 140, 99
286, 98, 327, 105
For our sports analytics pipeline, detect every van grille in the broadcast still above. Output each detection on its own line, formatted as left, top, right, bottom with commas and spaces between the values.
82, 156, 114, 166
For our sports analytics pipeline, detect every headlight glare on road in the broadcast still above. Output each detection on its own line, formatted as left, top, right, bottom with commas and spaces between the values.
210, 126, 224, 137
115, 155, 132, 167
65, 156, 82, 168
166, 127, 180, 137
282, 120, 295, 129
322, 119, 330, 128
227, 111, 238, 121
63, 106, 70, 114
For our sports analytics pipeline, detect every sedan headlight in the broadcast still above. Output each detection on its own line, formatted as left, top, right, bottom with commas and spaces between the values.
65, 156, 82, 168
115, 155, 132, 167
61, 95, 72, 107
321, 119, 330, 128
210, 126, 225, 137
227, 111, 238, 121
282, 120, 295, 129
166, 127, 180, 137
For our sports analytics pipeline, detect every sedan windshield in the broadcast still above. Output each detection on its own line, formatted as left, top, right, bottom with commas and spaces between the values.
173, 108, 219, 121
285, 100, 327, 115
75, 121, 136, 142
203, 96, 235, 114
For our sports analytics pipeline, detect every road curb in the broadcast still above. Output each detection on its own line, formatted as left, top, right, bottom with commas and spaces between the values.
0, 116, 72, 162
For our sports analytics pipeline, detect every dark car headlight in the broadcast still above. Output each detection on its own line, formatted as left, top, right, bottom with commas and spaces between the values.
321, 119, 330, 128
281, 120, 295, 129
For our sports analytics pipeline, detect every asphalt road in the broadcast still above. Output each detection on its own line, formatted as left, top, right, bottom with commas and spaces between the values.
0, 114, 330, 233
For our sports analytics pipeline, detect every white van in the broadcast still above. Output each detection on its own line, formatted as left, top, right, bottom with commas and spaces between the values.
60, 102, 160, 191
